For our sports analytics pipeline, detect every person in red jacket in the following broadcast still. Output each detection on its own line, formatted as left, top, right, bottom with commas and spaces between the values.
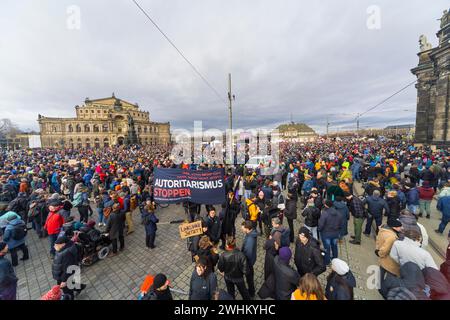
418, 180, 435, 219
44, 199, 65, 258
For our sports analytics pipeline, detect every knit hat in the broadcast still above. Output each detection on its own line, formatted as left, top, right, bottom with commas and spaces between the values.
48, 198, 63, 207
153, 273, 168, 290
87, 220, 96, 228
278, 247, 292, 264
387, 218, 402, 229
298, 226, 312, 239
55, 235, 69, 245
41, 285, 62, 301
331, 258, 350, 276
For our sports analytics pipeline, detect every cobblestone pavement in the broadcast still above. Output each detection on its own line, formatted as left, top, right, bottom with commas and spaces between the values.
11, 183, 445, 300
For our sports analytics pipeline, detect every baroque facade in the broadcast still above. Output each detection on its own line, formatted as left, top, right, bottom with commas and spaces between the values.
38, 94, 171, 148
274, 122, 318, 142
411, 9, 450, 146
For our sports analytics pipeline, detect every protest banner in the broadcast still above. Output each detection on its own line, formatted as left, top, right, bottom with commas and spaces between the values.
153, 168, 225, 204
178, 221, 203, 239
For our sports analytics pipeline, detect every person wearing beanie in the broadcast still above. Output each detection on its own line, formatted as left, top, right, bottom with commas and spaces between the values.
318, 199, 343, 265
325, 258, 356, 300
142, 273, 173, 300
0, 242, 18, 300
375, 218, 403, 298
273, 246, 299, 300
294, 226, 325, 277
52, 235, 84, 300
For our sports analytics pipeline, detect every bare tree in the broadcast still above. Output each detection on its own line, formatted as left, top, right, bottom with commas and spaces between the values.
0, 119, 21, 137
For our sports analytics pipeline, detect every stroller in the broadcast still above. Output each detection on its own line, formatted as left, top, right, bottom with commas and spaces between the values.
77, 230, 111, 266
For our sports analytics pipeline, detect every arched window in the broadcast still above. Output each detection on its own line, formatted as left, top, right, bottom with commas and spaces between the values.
84, 124, 90, 132
85, 138, 91, 148
102, 124, 109, 132
94, 138, 100, 148
52, 126, 57, 132
93, 125, 99, 133
76, 124, 82, 133
104, 138, 109, 148
68, 124, 73, 132
144, 127, 147, 133
77, 138, 82, 149
138, 126, 142, 133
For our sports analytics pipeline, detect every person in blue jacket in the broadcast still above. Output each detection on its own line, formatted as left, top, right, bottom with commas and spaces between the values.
141, 202, 159, 249
241, 220, 258, 298
436, 195, 450, 235
2, 216, 29, 267
0, 242, 18, 300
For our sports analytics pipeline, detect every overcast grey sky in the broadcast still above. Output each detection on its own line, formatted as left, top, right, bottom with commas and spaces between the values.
0, 0, 448, 134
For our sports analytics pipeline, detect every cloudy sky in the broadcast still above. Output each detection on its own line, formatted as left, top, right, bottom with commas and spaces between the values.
0, 0, 448, 134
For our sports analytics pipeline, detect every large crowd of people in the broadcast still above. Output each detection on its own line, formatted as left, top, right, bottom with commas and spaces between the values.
0, 139, 450, 300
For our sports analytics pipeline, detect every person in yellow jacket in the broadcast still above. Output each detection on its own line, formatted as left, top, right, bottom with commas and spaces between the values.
291, 273, 326, 300
245, 194, 260, 226
338, 166, 352, 182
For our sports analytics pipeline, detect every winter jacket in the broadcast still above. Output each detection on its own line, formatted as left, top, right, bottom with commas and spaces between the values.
325, 271, 356, 300
418, 186, 434, 201
189, 270, 217, 300
51, 242, 80, 283
423, 267, 450, 300
105, 210, 126, 240
333, 201, 349, 237
375, 225, 400, 276
273, 255, 299, 300
390, 237, 438, 270
302, 206, 321, 228
386, 196, 401, 219
263, 239, 277, 280
241, 229, 258, 267
294, 238, 325, 277
383, 262, 430, 300
2, 218, 27, 249
406, 188, 420, 206
204, 215, 221, 243
318, 207, 343, 239
44, 211, 64, 236
364, 194, 389, 217
0, 255, 18, 290
217, 249, 249, 282
245, 198, 260, 222
284, 197, 297, 220
141, 210, 158, 234
348, 196, 366, 219
437, 196, 450, 219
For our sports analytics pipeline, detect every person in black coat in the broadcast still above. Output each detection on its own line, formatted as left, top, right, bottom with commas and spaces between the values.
52, 236, 83, 299
263, 238, 277, 281
325, 258, 356, 300
241, 221, 258, 298
386, 191, 401, 220
141, 203, 159, 249
273, 247, 299, 300
294, 227, 326, 277
195, 235, 219, 272
302, 199, 321, 240
142, 273, 173, 300
105, 203, 125, 254
0, 242, 17, 300
204, 207, 221, 245
221, 192, 240, 248
217, 236, 251, 300
284, 193, 297, 243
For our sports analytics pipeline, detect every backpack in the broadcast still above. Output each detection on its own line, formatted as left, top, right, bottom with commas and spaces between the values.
241, 200, 257, 220
12, 221, 27, 240
103, 206, 112, 218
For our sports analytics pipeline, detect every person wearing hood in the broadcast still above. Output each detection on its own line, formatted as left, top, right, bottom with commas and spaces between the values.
0, 242, 18, 300
333, 196, 350, 240
363, 190, 389, 236
325, 258, 356, 300
418, 181, 434, 219
436, 194, 450, 235
294, 227, 325, 277
318, 200, 343, 265
273, 247, 299, 300
423, 267, 450, 300
142, 273, 173, 300
2, 215, 29, 267
390, 229, 438, 270
241, 220, 258, 298
283, 192, 297, 243
189, 257, 217, 300
384, 262, 430, 300
386, 190, 401, 220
